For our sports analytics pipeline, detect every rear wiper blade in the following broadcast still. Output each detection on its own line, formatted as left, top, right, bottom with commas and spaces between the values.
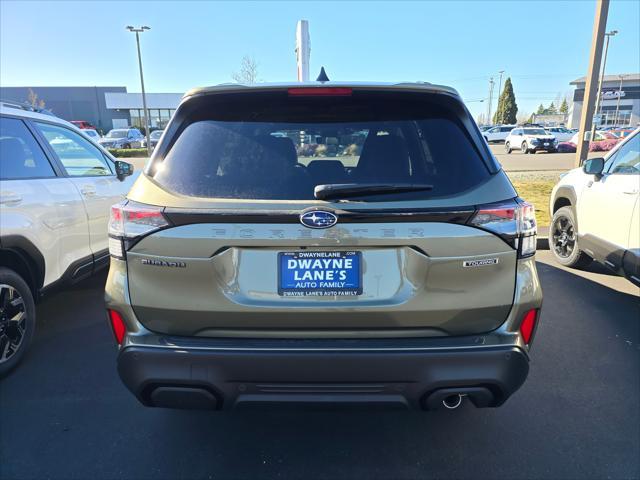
314, 183, 433, 200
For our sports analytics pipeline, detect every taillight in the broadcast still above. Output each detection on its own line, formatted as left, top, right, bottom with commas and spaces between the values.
108, 201, 169, 259
469, 199, 537, 258
519, 308, 539, 345
288, 87, 352, 96
108, 309, 126, 345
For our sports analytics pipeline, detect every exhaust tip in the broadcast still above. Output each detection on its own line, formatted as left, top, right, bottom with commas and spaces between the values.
442, 394, 463, 409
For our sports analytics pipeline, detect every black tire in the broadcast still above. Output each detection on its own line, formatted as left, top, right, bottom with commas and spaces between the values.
521, 142, 529, 154
505, 142, 511, 154
0, 267, 36, 377
549, 206, 593, 268
123, 143, 131, 149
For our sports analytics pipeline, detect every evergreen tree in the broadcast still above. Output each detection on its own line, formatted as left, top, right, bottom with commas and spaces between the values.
536, 103, 545, 114
559, 98, 569, 114
547, 102, 557, 114
493, 78, 518, 124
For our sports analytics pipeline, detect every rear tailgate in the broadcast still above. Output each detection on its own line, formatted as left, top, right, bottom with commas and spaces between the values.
122, 85, 520, 338
127, 217, 516, 337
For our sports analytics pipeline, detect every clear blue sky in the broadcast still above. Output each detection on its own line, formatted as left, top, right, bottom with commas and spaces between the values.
1, 0, 639, 119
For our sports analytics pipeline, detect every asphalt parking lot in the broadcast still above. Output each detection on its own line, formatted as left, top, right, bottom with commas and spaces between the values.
489, 145, 602, 172
1, 251, 638, 480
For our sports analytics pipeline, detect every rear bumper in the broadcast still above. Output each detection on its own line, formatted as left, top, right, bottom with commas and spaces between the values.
117, 337, 530, 411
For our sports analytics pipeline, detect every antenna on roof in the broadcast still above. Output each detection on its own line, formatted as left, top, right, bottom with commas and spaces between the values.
316, 67, 330, 82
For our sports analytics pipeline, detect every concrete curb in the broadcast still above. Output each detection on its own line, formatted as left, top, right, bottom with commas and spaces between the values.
537, 226, 549, 250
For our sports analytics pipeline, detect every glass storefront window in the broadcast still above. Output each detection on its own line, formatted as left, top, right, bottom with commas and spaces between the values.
127, 108, 176, 130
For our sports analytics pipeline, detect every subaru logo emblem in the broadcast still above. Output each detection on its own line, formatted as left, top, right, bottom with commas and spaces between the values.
300, 210, 338, 229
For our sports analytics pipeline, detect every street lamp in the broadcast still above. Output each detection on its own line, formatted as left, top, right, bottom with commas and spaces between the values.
495, 70, 505, 122
594, 29, 618, 124
486, 77, 495, 125
614, 74, 627, 126
126, 25, 152, 156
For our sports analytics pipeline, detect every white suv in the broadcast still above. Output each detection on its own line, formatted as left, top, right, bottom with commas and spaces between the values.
0, 103, 136, 374
505, 127, 558, 154
483, 125, 516, 144
548, 128, 639, 284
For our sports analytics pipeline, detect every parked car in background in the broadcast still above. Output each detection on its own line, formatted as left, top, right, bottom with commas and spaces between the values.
141, 129, 163, 149
549, 128, 639, 284
611, 128, 635, 139
106, 81, 542, 412
0, 104, 136, 375
81, 129, 101, 142
505, 127, 558, 153
545, 127, 573, 142
71, 120, 96, 130
483, 125, 516, 143
98, 128, 144, 149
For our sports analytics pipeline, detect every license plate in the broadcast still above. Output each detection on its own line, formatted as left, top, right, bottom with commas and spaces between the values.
278, 251, 362, 296
544, 142, 549, 146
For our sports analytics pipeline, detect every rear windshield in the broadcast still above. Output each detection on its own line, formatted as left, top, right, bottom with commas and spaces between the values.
151, 91, 491, 201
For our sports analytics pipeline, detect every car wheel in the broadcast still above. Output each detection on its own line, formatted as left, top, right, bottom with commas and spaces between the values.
505, 142, 511, 154
0, 268, 36, 377
549, 206, 593, 268
521, 142, 529, 154
123, 143, 131, 149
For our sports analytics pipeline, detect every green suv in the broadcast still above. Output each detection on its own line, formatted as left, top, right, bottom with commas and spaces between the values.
105, 82, 542, 411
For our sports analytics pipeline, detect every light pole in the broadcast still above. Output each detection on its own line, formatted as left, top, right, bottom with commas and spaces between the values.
594, 29, 618, 122
614, 74, 626, 126
126, 25, 152, 156
486, 77, 495, 126
575, 0, 610, 168
496, 70, 505, 123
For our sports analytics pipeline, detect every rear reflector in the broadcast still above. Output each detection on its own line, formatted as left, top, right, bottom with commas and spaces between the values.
108, 310, 126, 345
520, 309, 538, 344
288, 87, 352, 97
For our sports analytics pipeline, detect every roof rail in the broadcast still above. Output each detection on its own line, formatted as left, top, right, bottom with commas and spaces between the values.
0, 98, 56, 116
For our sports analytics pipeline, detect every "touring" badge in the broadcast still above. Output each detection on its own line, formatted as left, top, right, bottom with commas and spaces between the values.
463, 258, 499, 268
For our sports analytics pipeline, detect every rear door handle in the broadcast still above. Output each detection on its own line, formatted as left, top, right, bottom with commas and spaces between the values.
80, 185, 97, 197
623, 190, 639, 195
0, 192, 22, 206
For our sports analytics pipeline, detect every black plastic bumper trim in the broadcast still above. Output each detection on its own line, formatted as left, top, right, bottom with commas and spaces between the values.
117, 344, 529, 411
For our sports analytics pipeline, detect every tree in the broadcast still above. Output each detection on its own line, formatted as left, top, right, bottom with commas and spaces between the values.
27, 88, 45, 109
493, 77, 518, 124
536, 103, 545, 115
547, 102, 557, 114
231, 55, 260, 84
559, 98, 569, 114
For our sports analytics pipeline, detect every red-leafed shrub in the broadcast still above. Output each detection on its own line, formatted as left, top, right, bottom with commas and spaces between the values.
589, 142, 603, 152
599, 139, 621, 151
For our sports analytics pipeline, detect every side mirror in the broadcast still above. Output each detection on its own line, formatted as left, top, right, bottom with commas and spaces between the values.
583, 157, 605, 178
114, 160, 133, 181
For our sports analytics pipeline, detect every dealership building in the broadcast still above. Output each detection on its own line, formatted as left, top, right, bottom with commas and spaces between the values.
567, 73, 640, 128
0, 86, 182, 133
